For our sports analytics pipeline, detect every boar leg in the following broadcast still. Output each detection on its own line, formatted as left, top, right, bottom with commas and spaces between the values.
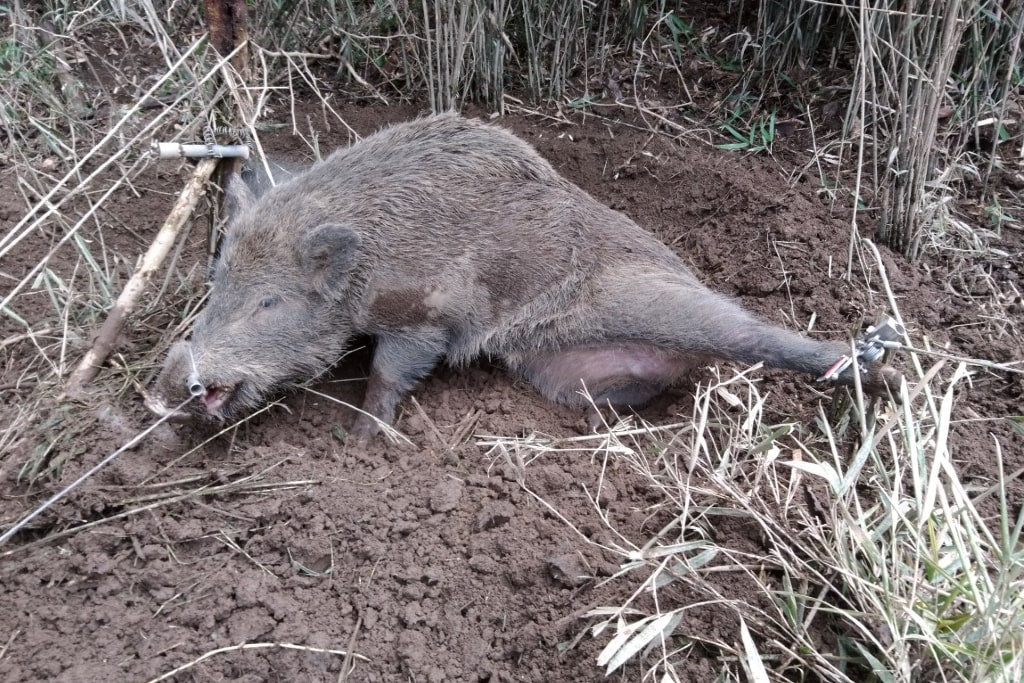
351, 330, 448, 437
519, 342, 697, 430
589, 273, 901, 396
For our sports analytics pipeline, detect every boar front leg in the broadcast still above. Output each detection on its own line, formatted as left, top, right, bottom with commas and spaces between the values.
351, 330, 448, 439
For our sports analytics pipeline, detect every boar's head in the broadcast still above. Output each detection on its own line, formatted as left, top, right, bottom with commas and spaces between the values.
147, 174, 362, 422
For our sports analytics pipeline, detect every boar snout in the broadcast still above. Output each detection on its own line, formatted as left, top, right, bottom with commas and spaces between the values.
148, 339, 253, 421
151, 299, 356, 423
145, 341, 196, 422
150, 339, 264, 421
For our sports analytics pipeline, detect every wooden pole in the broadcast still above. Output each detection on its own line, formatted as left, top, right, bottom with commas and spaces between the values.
203, 0, 252, 255
203, 0, 249, 78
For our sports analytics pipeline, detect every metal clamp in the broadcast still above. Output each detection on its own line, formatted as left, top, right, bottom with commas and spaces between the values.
818, 317, 904, 383
152, 123, 253, 161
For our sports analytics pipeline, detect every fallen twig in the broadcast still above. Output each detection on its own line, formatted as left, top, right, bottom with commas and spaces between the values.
1, 326, 54, 349
409, 395, 447, 450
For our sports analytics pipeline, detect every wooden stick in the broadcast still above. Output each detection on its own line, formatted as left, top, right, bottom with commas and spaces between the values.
62, 158, 218, 398
203, 0, 253, 253
40, 18, 88, 118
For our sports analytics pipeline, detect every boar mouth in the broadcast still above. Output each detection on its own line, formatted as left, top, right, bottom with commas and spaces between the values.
200, 383, 237, 417
144, 381, 249, 423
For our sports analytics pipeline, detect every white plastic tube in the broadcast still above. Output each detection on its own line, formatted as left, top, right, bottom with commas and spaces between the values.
151, 141, 250, 160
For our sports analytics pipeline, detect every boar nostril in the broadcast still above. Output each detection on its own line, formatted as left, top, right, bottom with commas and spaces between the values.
186, 372, 206, 397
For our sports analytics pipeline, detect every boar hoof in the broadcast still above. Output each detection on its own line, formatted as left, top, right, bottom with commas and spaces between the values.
350, 414, 383, 442
860, 364, 905, 403
584, 407, 608, 433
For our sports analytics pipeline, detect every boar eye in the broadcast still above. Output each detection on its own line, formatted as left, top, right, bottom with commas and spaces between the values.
257, 295, 279, 310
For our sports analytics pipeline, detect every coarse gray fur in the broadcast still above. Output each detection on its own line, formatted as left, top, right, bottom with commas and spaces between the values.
148, 113, 901, 436
238, 156, 304, 198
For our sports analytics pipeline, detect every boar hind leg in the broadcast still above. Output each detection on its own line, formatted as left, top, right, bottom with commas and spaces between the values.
592, 275, 850, 380
520, 343, 696, 430
590, 274, 901, 397
352, 331, 448, 438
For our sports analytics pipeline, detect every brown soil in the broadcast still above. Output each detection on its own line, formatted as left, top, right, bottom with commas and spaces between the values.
1, 99, 1021, 682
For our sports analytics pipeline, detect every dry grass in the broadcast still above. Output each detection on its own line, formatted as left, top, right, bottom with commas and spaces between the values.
738, 1, 1023, 264
482, 359, 1023, 681
476, 237, 1021, 679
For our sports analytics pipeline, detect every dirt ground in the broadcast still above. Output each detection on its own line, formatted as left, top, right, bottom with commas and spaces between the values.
1, 98, 1022, 682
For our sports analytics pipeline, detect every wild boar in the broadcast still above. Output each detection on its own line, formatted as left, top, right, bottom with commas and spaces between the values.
147, 113, 900, 436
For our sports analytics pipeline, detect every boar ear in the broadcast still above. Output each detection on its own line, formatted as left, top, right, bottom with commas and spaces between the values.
223, 172, 257, 222
300, 223, 361, 296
